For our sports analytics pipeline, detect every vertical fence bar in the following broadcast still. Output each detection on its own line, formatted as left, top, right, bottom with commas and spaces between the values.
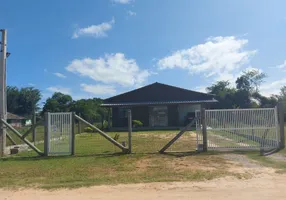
78, 113, 81, 134
44, 112, 49, 156
127, 109, 132, 154
32, 111, 36, 144
278, 102, 285, 149
71, 112, 75, 155
201, 106, 207, 152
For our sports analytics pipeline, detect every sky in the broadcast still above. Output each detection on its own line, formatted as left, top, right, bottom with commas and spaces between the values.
1, 0, 286, 105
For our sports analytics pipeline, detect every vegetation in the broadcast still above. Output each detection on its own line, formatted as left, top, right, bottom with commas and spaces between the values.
7, 86, 41, 117
132, 120, 143, 128
84, 127, 93, 133
0, 130, 244, 189
206, 69, 279, 109
41, 92, 108, 125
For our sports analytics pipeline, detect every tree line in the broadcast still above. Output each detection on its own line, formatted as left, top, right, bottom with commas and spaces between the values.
6, 88, 108, 126
6, 69, 286, 122
206, 69, 284, 109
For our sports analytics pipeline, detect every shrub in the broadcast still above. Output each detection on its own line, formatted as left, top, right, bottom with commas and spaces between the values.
103, 120, 108, 129
132, 120, 143, 128
84, 127, 93, 133
94, 120, 109, 130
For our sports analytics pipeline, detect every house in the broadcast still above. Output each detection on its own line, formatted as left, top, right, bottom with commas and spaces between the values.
102, 82, 217, 130
7, 112, 27, 128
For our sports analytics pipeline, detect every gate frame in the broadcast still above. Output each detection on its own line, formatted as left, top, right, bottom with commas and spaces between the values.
196, 105, 284, 152
44, 112, 74, 156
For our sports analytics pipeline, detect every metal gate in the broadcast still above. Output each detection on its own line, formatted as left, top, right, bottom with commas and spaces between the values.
196, 108, 280, 150
46, 112, 73, 155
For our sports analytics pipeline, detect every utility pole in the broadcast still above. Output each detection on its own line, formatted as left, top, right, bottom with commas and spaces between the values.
0, 29, 7, 157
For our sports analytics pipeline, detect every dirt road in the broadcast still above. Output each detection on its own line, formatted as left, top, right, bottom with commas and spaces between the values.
1, 173, 286, 200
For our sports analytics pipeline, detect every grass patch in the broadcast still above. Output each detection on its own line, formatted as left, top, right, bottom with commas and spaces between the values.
0, 130, 240, 189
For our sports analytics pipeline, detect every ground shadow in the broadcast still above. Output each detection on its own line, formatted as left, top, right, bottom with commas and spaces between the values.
0, 152, 126, 162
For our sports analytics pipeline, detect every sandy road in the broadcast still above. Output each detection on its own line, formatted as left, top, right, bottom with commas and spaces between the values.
1, 172, 286, 200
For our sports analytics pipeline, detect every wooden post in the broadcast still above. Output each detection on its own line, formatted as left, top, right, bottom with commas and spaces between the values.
127, 109, 132, 153
44, 112, 49, 156
0, 29, 7, 157
32, 111, 36, 144
71, 112, 75, 155
78, 113, 81, 134
159, 118, 197, 153
278, 102, 285, 149
201, 105, 207, 152
6, 132, 16, 145
108, 108, 111, 130
74, 114, 128, 152
1, 119, 43, 156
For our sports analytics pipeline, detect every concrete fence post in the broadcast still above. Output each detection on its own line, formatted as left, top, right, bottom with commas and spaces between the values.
201, 105, 207, 152
128, 109, 132, 154
278, 102, 285, 149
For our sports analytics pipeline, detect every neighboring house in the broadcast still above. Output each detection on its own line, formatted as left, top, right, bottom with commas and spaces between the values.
102, 82, 217, 129
7, 112, 27, 128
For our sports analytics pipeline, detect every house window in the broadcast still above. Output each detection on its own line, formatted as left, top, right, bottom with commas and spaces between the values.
119, 108, 128, 119
149, 106, 168, 127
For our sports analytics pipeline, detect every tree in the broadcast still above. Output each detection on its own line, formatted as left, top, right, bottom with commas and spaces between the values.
206, 81, 237, 109
70, 98, 104, 123
236, 69, 266, 92
7, 86, 20, 114
42, 92, 73, 113
7, 86, 41, 117
253, 92, 278, 108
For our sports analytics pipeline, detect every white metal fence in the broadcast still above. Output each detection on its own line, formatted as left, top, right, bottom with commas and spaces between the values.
196, 108, 280, 150
47, 112, 72, 155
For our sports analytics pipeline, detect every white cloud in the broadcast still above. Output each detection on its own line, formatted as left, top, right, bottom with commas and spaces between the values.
47, 86, 71, 95
81, 84, 116, 95
53, 72, 67, 78
127, 10, 136, 16
66, 53, 150, 87
112, 0, 133, 4
158, 36, 257, 82
195, 86, 207, 93
260, 79, 286, 97
276, 60, 286, 70
72, 18, 115, 39
28, 83, 35, 86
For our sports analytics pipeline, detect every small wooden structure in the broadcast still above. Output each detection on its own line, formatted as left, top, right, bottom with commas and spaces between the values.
7, 112, 27, 128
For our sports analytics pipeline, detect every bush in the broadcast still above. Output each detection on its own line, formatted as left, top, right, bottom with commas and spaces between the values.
94, 120, 109, 130
84, 127, 93, 133
132, 120, 143, 128
103, 120, 108, 129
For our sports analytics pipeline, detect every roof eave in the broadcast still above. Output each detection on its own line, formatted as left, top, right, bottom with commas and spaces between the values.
101, 99, 218, 107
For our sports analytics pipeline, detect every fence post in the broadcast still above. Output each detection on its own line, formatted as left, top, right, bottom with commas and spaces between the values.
44, 112, 49, 156
201, 105, 207, 152
0, 29, 7, 157
71, 112, 75, 155
78, 113, 81, 134
32, 111, 36, 144
128, 109, 132, 154
278, 102, 285, 149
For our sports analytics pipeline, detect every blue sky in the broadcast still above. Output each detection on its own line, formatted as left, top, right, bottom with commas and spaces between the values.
2, 0, 286, 105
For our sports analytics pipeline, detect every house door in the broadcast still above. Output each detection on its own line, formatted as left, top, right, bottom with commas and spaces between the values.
149, 106, 168, 127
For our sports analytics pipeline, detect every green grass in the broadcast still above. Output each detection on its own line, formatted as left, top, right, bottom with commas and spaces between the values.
0, 130, 241, 189
6, 125, 45, 146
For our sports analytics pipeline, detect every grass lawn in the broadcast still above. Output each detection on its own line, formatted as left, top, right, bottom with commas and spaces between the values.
0, 130, 243, 189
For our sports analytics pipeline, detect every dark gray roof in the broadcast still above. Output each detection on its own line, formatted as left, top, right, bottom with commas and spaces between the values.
7, 112, 26, 120
103, 82, 217, 107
